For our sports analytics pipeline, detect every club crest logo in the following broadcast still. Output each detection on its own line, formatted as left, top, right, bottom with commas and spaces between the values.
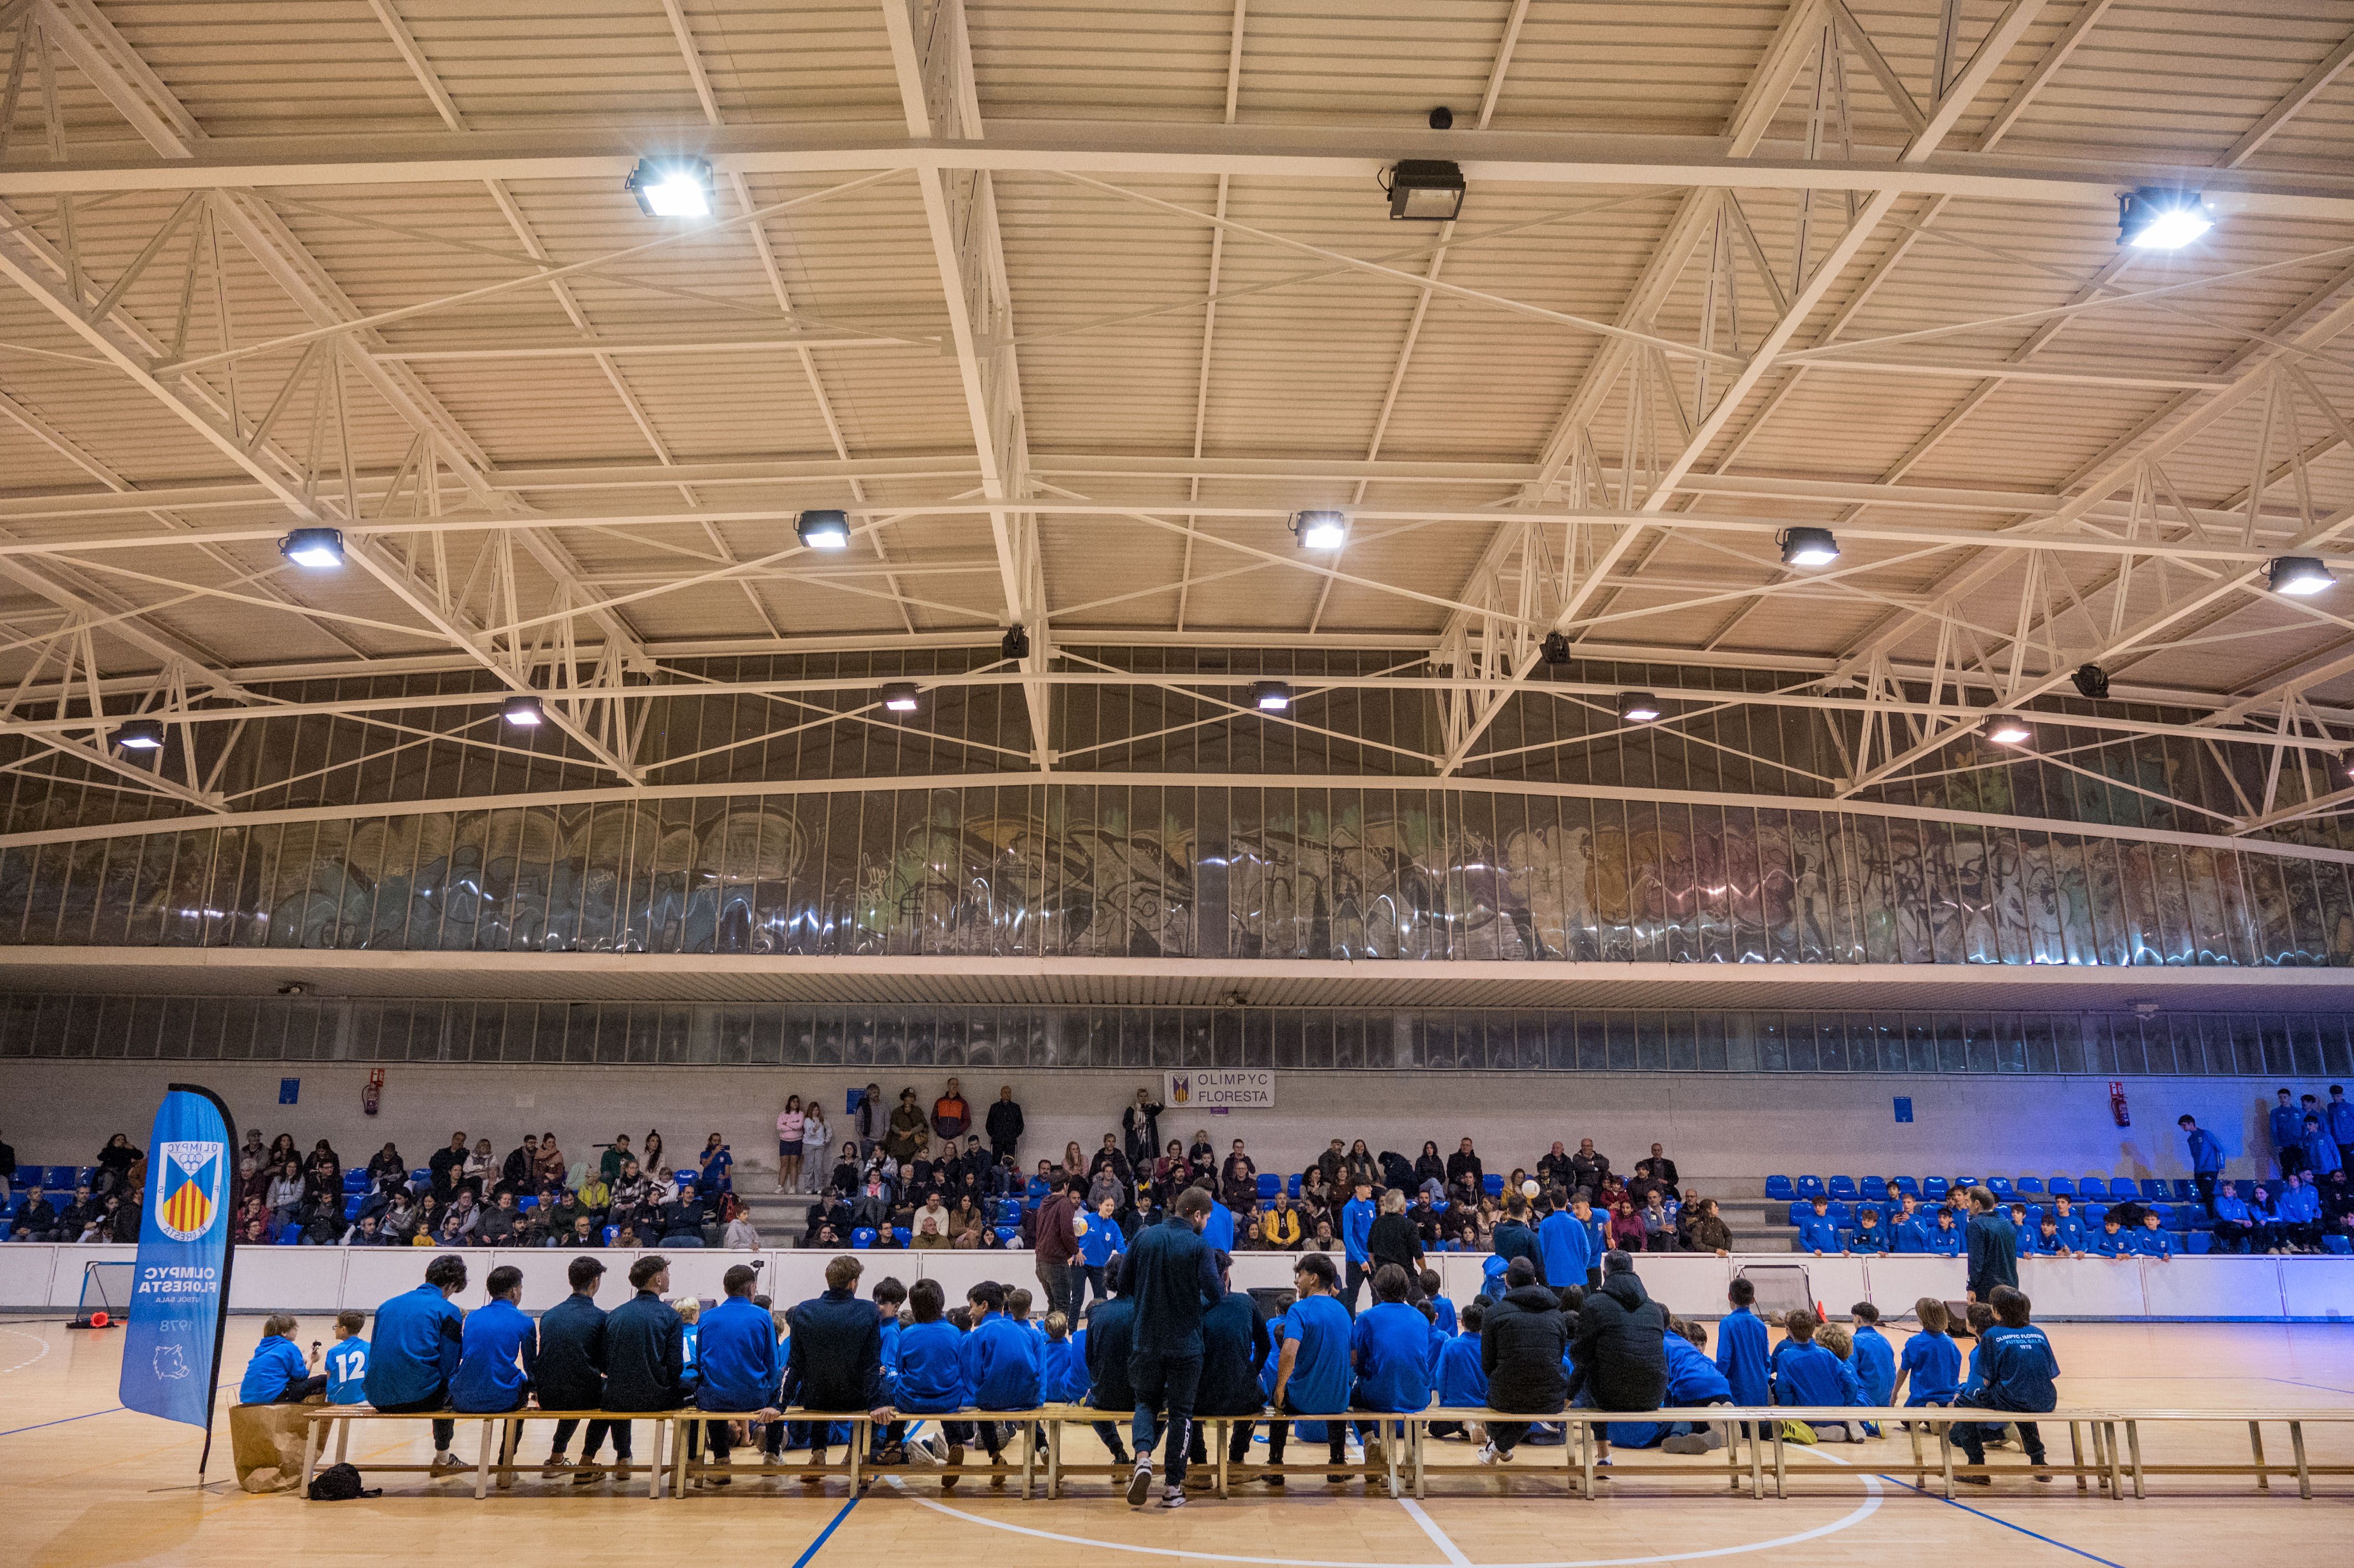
155, 1141, 224, 1242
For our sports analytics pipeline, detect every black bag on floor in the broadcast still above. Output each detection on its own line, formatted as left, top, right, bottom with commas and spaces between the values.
306, 1462, 381, 1500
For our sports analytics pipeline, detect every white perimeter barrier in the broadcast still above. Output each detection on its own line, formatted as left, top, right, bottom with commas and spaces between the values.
3, 1244, 2348, 1321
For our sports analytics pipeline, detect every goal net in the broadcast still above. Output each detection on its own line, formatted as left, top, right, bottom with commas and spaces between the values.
71, 1260, 138, 1327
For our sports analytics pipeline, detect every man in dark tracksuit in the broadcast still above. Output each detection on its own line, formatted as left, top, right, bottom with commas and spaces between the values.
1189, 1252, 1272, 1469
537, 1256, 627, 1481
604, 1255, 691, 1451
781, 1253, 890, 1472
1479, 1257, 1567, 1461
1123, 1187, 1223, 1507
1566, 1252, 1666, 1464
1084, 1257, 1139, 1465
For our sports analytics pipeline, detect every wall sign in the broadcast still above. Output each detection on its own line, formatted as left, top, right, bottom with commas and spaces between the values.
1165, 1069, 1274, 1110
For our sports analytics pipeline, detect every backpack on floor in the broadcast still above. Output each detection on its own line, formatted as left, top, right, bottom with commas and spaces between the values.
306, 1462, 381, 1500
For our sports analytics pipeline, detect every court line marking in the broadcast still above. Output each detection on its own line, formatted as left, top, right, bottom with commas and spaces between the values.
1399, 1498, 1474, 1568
1870, 1473, 2125, 1568
886, 1448, 1884, 1568
791, 1495, 862, 1568
0, 1406, 122, 1439
0, 1325, 54, 1376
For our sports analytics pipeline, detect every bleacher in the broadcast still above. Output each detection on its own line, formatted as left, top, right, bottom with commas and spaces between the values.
1759, 1172, 2353, 1255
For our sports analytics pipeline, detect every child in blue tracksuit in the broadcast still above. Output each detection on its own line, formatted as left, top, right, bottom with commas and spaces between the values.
2090, 1217, 2134, 1257
1420, 1271, 1457, 1338
1891, 1298, 1962, 1409
1615, 1322, 1732, 1451
2129, 1212, 2177, 1257
1849, 1303, 1897, 1409
1769, 1310, 1860, 1440
1351, 1270, 1433, 1454
873, 1278, 906, 1382
323, 1310, 370, 1405
1431, 1301, 1488, 1439
960, 1282, 1040, 1481
1042, 1311, 1090, 1403
1926, 1210, 1965, 1256
238, 1314, 323, 1404
1077, 1197, 1127, 1306
1847, 1209, 1889, 1253
676, 1296, 702, 1380
1891, 1196, 1929, 1253
1796, 1198, 1842, 1255
2049, 1198, 2087, 1253
1714, 1278, 1771, 1408
893, 1279, 970, 1473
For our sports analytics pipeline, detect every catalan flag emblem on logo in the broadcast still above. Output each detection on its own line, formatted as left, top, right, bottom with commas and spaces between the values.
155, 1141, 223, 1243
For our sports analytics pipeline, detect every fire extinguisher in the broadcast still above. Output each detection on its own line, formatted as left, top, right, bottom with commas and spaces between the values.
364, 1067, 384, 1118
2109, 1078, 2130, 1128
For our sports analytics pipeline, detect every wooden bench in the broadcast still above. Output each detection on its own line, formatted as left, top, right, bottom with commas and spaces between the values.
669, 1410, 1047, 1498
296, 1406, 676, 1500
1034, 1405, 1424, 1498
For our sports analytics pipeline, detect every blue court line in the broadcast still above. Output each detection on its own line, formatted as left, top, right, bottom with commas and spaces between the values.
1877, 1472, 2125, 1568
0, 1407, 123, 1439
790, 1495, 861, 1568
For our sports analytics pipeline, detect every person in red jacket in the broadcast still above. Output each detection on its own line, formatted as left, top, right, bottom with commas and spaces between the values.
931, 1078, 972, 1142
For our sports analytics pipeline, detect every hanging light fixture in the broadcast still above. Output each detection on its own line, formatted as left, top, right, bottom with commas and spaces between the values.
502, 695, 546, 727
1386, 160, 1466, 220
625, 156, 714, 218
112, 719, 165, 750
880, 681, 921, 713
1985, 714, 2032, 746
796, 509, 851, 551
1252, 681, 1293, 712
1290, 510, 1348, 550
278, 527, 345, 569
1617, 691, 1662, 723
1778, 527, 1840, 567
2117, 188, 2213, 250
2268, 556, 2335, 596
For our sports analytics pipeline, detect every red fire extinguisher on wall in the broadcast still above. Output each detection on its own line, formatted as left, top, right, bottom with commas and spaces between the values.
364, 1067, 384, 1117
2109, 1078, 2130, 1128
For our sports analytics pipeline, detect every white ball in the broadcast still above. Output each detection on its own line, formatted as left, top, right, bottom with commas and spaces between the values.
1521, 1179, 1540, 1199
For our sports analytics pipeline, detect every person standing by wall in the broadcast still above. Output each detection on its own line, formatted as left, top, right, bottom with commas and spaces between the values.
932, 1078, 972, 1144
987, 1084, 1025, 1167
2178, 1115, 2226, 1213
776, 1097, 805, 1194
1035, 1175, 1084, 1321
1122, 1088, 1163, 1174
1964, 1186, 2019, 1303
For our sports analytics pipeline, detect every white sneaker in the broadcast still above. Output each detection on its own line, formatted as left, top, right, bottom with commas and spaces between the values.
1475, 1442, 1505, 1466
908, 1435, 944, 1466
1127, 1459, 1154, 1507
1161, 1484, 1187, 1509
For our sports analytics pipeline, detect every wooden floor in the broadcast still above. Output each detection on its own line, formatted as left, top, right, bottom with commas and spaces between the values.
5, 1317, 2351, 1567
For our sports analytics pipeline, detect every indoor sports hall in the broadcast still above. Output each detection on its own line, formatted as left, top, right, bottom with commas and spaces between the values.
4, 3, 2354, 1567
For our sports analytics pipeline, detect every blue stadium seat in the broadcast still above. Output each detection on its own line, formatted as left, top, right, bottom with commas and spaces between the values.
1483, 1174, 1504, 1196
411, 1169, 430, 1186
995, 1198, 1020, 1226
602, 1225, 618, 1245
2020, 1203, 2044, 1232
1890, 1176, 1919, 1197
1258, 1173, 1279, 1198
2085, 1204, 2109, 1227
342, 1196, 363, 1221
276, 1223, 300, 1244
994, 1225, 1020, 1246
1441, 1239, 1461, 1252
892, 1227, 911, 1248
1764, 1176, 1795, 1201
43, 1166, 72, 1190
1795, 1175, 1826, 1199
1923, 1177, 1950, 1201
2076, 1177, 2108, 1199
2169, 1180, 2195, 1201
1826, 1201, 1853, 1226
1953, 1177, 1979, 1192
2187, 1231, 2214, 1254
2326, 1235, 2352, 1255
342, 1170, 368, 1193
2016, 1178, 2043, 1195
2139, 1178, 2168, 1200
1828, 1176, 1858, 1201
1860, 1176, 1890, 1201
1987, 1177, 2015, 1199
1785, 1200, 1808, 1226
2046, 1177, 2074, 1197
518, 1195, 537, 1211
851, 1226, 878, 1249
1286, 1174, 1302, 1198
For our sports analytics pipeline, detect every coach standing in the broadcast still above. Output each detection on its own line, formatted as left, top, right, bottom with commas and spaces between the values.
1964, 1187, 2019, 1302
1122, 1186, 1222, 1510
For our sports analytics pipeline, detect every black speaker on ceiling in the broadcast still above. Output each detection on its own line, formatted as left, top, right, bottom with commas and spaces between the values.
2072, 663, 2111, 700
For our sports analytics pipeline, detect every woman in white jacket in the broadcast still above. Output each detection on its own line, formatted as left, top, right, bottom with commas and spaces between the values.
799, 1100, 831, 1193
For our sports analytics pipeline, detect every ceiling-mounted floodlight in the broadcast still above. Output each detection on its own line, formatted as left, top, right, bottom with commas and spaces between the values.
2269, 556, 2335, 596
1617, 691, 1662, 723
2344, 751, 2354, 783
279, 527, 345, 569
880, 681, 921, 713
1387, 159, 1466, 221
2118, 187, 2213, 250
1540, 631, 1571, 667
502, 695, 546, 727
796, 509, 851, 551
2072, 663, 2111, 700
1291, 509, 1348, 550
626, 156, 714, 218
1252, 680, 1292, 712
1001, 624, 1031, 661
1985, 714, 2032, 746
112, 719, 165, 750
1779, 527, 1840, 567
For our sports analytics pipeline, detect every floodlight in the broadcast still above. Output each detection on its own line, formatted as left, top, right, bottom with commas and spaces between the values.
1617, 691, 1662, 723
1292, 510, 1348, 550
796, 509, 851, 551
279, 527, 344, 569
2118, 188, 2213, 250
1780, 527, 1840, 567
112, 719, 165, 750
1387, 160, 1466, 221
1252, 681, 1292, 712
1986, 714, 2032, 746
881, 681, 921, 713
626, 157, 714, 219
2269, 556, 2335, 596
502, 695, 546, 727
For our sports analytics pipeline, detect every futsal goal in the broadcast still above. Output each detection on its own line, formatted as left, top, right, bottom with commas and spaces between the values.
69, 1260, 137, 1329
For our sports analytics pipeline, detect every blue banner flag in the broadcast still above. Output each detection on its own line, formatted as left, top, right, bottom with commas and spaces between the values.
121, 1084, 240, 1436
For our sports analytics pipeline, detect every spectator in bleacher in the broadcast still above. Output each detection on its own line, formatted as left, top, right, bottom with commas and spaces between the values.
497, 1135, 539, 1198
1681, 1196, 1733, 1257
559, 1215, 598, 1250
1642, 1143, 1678, 1189
1414, 1141, 1446, 1190
538, 1135, 569, 1189
697, 1134, 733, 1194
1847, 1205, 1888, 1253
1444, 1138, 1483, 1192
984, 1084, 1024, 1165
1121, 1089, 1165, 1173
463, 1138, 494, 1197
365, 1142, 406, 1190
1965, 1187, 2019, 1301
2276, 1171, 2323, 1251
1298, 1167, 1331, 1221
1219, 1141, 1258, 1209
597, 1134, 632, 1186
1338, 1139, 1374, 1192
950, 1193, 989, 1248
1260, 1192, 1303, 1251
640, 1131, 665, 1177
1927, 1207, 1964, 1256
930, 1077, 972, 1144
1608, 1197, 1650, 1255
426, 1131, 467, 1200
1567, 1138, 1609, 1197
478, 1190, 525, 1245
2130, 1210, 2176, 1258
364, 1253, 469, 1474
2177, 1114, 2226, 1212
8, 1187, 58, 1240
112, 1190, 143, 1244
94, 1133, 141, 1198
2271, 1088, 2305, 1177
2327, 1084, 2354, 1171
885, 1088, 930, 1164
1638, 1189, 1677, 1252
791, 1100, 828, 1194
2303, 1114, 2344, 1180
0, 1132, 14, 1206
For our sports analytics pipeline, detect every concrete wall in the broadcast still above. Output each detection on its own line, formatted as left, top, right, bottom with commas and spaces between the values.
0, 1059, 2312, 1185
